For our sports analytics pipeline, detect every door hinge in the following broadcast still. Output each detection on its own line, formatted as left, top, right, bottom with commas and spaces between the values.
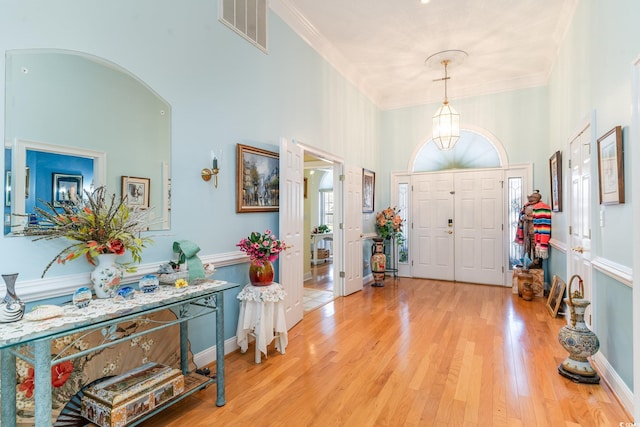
339, 174, 345, 181
569, 159, 572, 168
339, 271, 346, 278
502, 266, 504, 273
339, 223, 343, 230
501, 224, 503, 231
589, 229, 591, 239
569, 225, 572, 235
500, 180, 504, 188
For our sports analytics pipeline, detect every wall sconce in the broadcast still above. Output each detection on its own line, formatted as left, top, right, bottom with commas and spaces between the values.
201, 150, 222, 188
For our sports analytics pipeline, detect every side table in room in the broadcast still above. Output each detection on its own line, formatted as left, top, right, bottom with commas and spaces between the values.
236, 282, 288, 363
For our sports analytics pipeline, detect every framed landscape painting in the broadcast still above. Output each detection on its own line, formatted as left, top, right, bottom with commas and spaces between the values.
236, 144, 279, 213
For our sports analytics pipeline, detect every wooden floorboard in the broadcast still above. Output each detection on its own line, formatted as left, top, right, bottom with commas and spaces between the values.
140, 278, 632, 426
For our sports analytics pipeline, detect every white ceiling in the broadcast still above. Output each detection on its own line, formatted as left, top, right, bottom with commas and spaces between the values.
271, 0, 578, 110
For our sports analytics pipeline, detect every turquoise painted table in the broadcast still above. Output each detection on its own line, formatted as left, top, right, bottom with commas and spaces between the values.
0, 280, 239, 426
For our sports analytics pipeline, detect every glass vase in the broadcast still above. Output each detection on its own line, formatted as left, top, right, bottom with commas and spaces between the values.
249, 260, 274, 286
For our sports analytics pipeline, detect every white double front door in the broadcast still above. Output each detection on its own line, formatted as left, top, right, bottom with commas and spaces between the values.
411, 169, 505, 285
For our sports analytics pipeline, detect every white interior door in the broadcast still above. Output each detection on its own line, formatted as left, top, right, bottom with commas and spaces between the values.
279, 137, 304, 328
343, 164, 363, 295
411, 170, 504, 285
411, 173, 455, 280
569, 123, 593, 324
454, 170, 505, 285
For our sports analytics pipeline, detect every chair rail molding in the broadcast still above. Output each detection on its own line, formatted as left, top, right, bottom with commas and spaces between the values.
591, 257, 632, 288
549, 238, 567, 253
3, 251, 248, 303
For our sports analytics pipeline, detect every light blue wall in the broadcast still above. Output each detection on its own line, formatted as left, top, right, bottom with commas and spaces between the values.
547, 0, 639, 390
0, 1, 381, 351
381, 86, 550, 193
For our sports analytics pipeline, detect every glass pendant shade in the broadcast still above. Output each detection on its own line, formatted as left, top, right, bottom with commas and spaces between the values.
432, 101, 460, 150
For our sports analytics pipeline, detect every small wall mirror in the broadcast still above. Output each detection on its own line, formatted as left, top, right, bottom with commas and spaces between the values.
4, 49, 171, 234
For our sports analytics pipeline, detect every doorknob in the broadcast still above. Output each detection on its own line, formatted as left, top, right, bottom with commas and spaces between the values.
571, 246, 584, 253
445, 230, 453, 234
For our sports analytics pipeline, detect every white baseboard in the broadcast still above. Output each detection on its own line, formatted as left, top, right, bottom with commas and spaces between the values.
193, 336, 240, 368
364, 273, 373, 285
303, 271, 312, 282
592, 352, 634, 416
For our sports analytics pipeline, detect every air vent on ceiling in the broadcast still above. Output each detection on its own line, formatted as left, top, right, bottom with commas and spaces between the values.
220, 0, 268, 53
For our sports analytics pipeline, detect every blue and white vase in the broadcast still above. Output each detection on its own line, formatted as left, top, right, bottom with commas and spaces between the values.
90, 254, 122, 298
1, 273, 25, 323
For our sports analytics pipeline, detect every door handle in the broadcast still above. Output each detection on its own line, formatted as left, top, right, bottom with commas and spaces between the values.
445, 230, 453, 235
571, 246, 584, 253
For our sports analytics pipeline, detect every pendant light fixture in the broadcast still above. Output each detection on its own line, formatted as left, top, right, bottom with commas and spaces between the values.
426, 50, 468, 151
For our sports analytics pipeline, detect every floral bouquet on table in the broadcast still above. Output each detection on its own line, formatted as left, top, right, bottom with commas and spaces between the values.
237, 229, 287, 265
376, 206, 405, 243
19, 186, 153, 277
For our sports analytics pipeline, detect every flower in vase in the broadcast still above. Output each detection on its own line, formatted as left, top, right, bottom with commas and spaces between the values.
18, 186, 153, 277
237, 229, 287, 265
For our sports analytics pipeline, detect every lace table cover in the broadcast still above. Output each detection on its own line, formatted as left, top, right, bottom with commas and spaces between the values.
236, 283, 288, 360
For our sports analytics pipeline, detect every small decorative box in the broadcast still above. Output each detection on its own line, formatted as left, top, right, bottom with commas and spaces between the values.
139, 274, 159, 293
81, 362, 184, 427
72, 287, 93, 308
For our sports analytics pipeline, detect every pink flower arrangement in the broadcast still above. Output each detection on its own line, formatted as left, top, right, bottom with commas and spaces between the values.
237, 229, 287, 265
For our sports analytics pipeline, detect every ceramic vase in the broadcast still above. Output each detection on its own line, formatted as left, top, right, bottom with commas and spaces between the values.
519, 270, 534, 301
90, 254, 122, 298
557, 275, 600, 383
371, 238, 386, 287
249, 260, 274, 286
1, 273, 25, 323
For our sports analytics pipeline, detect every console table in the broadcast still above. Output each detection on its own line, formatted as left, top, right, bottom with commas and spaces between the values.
236, 283, 287, 364
311, 232, 333, 265
0, 280, 239, 427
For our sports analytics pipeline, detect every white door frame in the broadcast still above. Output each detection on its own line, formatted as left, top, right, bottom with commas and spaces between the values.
566, 113, 595, 327
391, 164, 532, 285
630, 53, 640, 423
294, 141, 347, 297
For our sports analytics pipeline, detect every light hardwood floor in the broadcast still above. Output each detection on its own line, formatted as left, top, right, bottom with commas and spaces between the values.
141, 278, 631, 426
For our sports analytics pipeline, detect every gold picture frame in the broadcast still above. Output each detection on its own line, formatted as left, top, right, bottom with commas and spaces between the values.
546, 275, 566, 318
597, 126, 624, 205
236, 144, 280, 213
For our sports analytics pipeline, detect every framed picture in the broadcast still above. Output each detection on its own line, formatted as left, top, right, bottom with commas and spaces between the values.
5, 171, 10, 207
362, 169, 375, 213
549, 151, 562, 212
53, 173, 83, 206
236, 144, 280, 213
597, 126, 624, 205
546, 275, 567, 318
121, 176, 150, 208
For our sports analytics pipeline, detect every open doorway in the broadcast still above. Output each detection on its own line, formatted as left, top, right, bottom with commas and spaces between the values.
303, 153, 335, 312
